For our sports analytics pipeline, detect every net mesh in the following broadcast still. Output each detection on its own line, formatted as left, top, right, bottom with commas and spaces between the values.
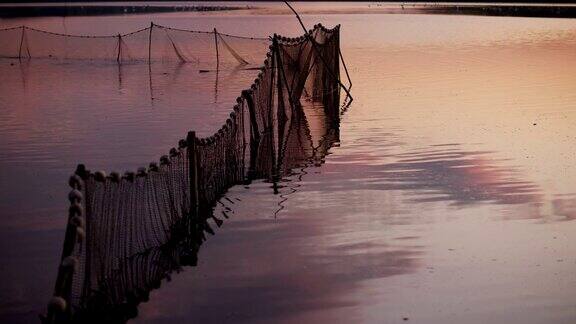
38, 23, 344, 323
0, 24, 269, 69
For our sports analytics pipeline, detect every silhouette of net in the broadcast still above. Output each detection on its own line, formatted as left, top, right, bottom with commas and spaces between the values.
0, 24, 269, 68
41, 23, 343, 323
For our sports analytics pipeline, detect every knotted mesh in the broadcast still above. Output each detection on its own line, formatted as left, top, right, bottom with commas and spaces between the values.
41, 23, 343, 323
0, 24, 269, 69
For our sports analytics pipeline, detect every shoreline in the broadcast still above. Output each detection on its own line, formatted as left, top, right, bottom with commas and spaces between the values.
1, 3, 576, 19
0, 5, 250, 18
412, 5, 576, 19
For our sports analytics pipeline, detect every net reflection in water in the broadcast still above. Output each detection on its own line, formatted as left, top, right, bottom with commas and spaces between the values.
40, 24, 348, 323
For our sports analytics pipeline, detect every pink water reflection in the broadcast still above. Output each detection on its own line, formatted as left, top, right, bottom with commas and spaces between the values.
0, 6, 575, 324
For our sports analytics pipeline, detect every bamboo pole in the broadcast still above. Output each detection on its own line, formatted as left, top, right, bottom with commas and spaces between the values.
339, 47, 352, 91
242, 90, 259, 141
241, 92, 259, 183
214, 28, 220, 71
148, 22, 153, 64
18, 26, 25, 60
274, 38, 288, 183
269, 37, 279, 192
187, 131, 198, 221
116, 34, 122, 63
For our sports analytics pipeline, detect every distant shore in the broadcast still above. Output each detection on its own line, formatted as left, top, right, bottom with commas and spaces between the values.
1, 3, 575, 19
412, 4, 576, 19
0, 5, 250, 18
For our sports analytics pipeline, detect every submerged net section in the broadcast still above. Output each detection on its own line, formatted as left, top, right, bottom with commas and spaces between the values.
44, 23, 345, 323
0, 24, 269, 69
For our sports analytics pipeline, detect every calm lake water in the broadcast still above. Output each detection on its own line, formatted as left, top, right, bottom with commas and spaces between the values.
1, 3, 576, 323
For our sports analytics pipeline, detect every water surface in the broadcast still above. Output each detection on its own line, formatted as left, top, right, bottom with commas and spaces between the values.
1, 5, 576, 324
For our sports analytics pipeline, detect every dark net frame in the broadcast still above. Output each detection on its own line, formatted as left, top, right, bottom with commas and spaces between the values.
40, 23, 346, 323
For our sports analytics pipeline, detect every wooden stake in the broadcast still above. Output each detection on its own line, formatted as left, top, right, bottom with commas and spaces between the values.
18, 26, 25, 60
116, 34, 122, 63
269, 37, 278, 189
187, 131, 198, 220
214, 28, 220, 71
148, 22, 153, 64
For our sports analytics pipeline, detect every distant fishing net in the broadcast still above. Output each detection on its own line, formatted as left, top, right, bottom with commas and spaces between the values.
38, 23, 346, 323
0, 24, 269, 69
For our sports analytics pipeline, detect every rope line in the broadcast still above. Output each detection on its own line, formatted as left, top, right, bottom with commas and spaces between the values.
3, 24, 267, 39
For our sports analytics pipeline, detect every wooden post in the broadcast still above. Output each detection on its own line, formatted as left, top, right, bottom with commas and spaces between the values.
274, 37, 286, 185
116, 34, 122, 63
269, 37, 278, 189
187, 131, 198, 220
18, 26, 25, 60
242, 90, 259, 141
148, 22, 153, 64
275, 40, 296, 110
242, 91, 260, 183
213, 28, 220, 71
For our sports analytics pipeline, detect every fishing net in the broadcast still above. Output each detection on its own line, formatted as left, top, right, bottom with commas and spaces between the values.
39, 23, 345, 323
0, 24, 269, 69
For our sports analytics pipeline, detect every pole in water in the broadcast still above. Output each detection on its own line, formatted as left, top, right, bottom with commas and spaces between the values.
18, 26, 25, 60
187, 131, 199, 222
269, 37, 278, 190
214, 28, 220, 71
116, 34, 122, 63
148, 22, 153, 64
214, 68, 219, 104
